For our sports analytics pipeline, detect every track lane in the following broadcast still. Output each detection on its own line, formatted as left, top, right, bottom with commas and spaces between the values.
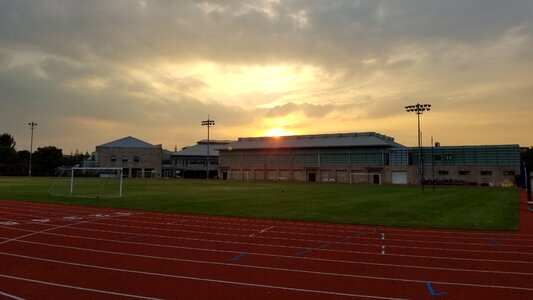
1, 195, 533, 299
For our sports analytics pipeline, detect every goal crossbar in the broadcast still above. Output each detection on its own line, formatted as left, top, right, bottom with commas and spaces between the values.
49, 167, 124, 198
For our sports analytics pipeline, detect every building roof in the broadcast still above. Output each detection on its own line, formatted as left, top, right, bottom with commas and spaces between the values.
173, 140, 233, 157
222, 132, 404, 150
98, 136, 160, 148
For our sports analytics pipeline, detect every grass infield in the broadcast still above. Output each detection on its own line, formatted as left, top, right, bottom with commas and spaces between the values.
0, 177, 519, 230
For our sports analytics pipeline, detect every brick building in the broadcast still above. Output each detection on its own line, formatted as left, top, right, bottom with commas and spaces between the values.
95, 136, 163, 178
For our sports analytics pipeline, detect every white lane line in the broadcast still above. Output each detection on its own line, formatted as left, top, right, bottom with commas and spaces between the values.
0, 253, 406, 300
0, 222, 85, 246
3, 200, 532, 241
92, 216, 533, 246
112, 212, 533, 243
0, 274, 158, 300
0, 214, 141, 246
12, 236, 533, 280
4, 224, 533, 267
260, 226, 275, 233
0, 290, 25, 300
249, 226, 275, 237
3, 228, 533, 277
2, 202, 532, 256
79, 221, 533, 256
135, 211, 533, 237
0, 221, 18, 226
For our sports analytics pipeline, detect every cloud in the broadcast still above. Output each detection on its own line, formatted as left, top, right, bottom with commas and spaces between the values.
265, 102, 338, 118
1, 0, 532, 150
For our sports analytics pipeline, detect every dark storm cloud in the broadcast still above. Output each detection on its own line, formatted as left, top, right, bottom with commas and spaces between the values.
2, 0, 529, 66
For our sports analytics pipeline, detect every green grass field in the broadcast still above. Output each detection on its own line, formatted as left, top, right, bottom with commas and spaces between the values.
0, 177, 519, 231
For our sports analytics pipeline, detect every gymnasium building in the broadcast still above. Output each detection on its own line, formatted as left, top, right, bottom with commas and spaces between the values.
217, 132, 521, 186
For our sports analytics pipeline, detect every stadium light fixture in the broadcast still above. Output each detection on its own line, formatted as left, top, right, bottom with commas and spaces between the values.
201, 116, 215, 179
28, 121, 37, 177
405, 103, 431, 191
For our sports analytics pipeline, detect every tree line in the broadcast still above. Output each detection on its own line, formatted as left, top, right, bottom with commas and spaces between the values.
0, 133, 89, 176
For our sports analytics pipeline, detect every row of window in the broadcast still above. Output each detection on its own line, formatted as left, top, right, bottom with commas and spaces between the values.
110, 155, 140, 163
437, 170, 515, 176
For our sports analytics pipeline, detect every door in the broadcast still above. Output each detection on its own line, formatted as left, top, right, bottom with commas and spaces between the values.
391, 171, 408, 184
308, 172, 316, 182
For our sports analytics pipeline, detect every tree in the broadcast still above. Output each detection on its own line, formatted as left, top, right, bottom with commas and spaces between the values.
0, 133, 18, 175
0, 133, 16, 148
16, 150, 30, 175
32, 146, 63, 176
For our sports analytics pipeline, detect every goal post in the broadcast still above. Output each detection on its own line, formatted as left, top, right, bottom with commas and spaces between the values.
49, 167, 124, 198
350, 172, 382, 185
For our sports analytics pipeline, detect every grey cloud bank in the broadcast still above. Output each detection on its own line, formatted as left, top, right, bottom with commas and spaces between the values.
0, 0, 532, 152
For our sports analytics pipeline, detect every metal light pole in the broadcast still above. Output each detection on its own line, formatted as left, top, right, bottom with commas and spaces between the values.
201, 116, 215, 179
28, 122, 38, 177
405, 103, 431, 191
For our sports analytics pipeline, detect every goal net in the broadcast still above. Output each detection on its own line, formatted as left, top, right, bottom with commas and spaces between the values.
350, 172, 382, 185
227, 171, 250, 181
49, 167, 123, 198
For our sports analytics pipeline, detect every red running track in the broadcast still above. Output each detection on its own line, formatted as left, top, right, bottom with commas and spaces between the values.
1, 190, 533, 299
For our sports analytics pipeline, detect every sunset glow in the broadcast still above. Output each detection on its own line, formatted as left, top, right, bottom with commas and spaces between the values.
0, 1, 531, 152
263, 128, 295, 137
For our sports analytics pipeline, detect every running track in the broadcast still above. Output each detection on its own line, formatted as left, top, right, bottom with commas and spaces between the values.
1, 191, 533, 299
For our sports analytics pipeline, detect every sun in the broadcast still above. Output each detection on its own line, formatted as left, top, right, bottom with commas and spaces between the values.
263, 128, 294, 137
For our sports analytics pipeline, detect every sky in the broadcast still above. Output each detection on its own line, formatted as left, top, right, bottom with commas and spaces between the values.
1, 0, 532, 154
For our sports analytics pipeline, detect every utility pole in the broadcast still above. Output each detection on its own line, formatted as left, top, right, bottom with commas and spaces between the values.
201, 116, 215, 179
28, 122, 38, 177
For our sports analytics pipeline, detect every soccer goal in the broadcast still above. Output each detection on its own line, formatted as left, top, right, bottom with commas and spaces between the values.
350, 172, 382, 185
227, 171, 251, 181
49, 167, 123, 198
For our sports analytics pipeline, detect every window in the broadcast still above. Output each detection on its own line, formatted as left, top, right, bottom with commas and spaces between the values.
480, 171, 492, 176
503, 170, 515, 176
133, 156, 140, 163
110, 155, 117, 162
445, 154, 452, 161
435, 155, 441, 161
459, 170, 470, 176
438, 171, 449, 175
122, 156, 128, 163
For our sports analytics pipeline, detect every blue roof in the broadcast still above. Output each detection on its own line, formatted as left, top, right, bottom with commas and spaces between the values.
98, 136, 159, 148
